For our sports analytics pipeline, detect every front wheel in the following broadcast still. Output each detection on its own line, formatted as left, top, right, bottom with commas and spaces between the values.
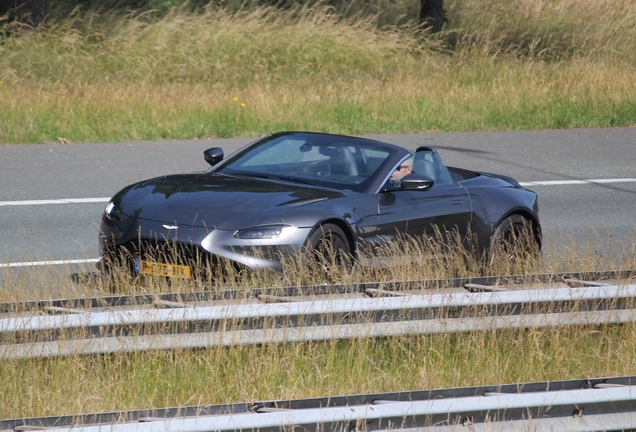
488, 214, 540, 266
305, 224, 352, 271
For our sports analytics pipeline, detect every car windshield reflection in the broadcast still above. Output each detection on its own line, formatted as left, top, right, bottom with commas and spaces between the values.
216, 133, 395, 192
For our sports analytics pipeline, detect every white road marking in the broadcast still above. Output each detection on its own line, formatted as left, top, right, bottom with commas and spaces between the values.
0, 197, 110, 206
0, 258, 100, 268
2, 178, 636, 208
519, 180, 586, 186
2, 177, 635, 269
588, 178, 636, 184
519, 178, 636, 187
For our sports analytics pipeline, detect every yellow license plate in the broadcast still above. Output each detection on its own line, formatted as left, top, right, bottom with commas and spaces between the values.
137, 260, 191, 279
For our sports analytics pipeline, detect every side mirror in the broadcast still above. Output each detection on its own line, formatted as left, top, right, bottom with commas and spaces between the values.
204, 147, 224, 167
400, 173, 434, 191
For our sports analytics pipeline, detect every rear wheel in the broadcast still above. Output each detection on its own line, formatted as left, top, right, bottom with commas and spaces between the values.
305, 224, 352, 271
489, 214, 540, 265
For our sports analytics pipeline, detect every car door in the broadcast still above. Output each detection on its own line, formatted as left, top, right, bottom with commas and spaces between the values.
371, 147, 473, 253
374, 183, 472, 243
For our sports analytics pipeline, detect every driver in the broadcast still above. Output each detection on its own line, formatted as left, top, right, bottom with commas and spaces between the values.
389, 157, 413, 185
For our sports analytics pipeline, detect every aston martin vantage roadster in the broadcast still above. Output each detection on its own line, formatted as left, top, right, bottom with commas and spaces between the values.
98, 131, 541, 279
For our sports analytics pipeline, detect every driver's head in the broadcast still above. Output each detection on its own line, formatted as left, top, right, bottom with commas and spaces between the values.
390, 157, 413, 182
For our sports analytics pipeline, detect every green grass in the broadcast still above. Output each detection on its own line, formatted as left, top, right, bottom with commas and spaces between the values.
3, 325, 636, 419
2, 78, 635, 143
2, 1, 636, 143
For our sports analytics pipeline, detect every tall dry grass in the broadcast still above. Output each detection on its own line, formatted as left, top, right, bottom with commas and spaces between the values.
1, 231, 635, 418
445, 0, 636, 60
1, 1, 636, 143
1, 4, 424, 84
2, 229, 635, 301
2, 320, 636, 418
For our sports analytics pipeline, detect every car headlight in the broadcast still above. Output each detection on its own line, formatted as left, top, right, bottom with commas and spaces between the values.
103, 201, 123, 222
234, 225, 296, 240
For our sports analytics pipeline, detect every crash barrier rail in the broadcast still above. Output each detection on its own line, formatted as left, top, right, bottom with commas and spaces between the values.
4, 269, 635, 314
3, 376, 636, 431
1, 271, 636, 359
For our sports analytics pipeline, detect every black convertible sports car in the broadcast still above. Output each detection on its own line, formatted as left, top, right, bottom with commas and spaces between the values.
99, 131, 541, 279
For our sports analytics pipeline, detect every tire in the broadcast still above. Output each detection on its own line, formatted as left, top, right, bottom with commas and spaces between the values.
488, 214, 539, 265
305, 224, 352, 270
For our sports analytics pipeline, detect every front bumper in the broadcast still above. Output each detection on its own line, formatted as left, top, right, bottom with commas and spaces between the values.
99, 217, 312, 273
200, 227, 312, 269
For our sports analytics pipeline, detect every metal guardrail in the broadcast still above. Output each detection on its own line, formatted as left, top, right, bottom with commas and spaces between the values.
1, 274, 636, 359
5, 270, 635, 313
3, 376, 636, 431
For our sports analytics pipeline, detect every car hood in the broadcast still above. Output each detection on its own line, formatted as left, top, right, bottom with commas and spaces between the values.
113, 173, 348, 230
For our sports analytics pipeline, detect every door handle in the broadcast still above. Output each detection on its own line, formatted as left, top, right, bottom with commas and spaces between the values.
451, 199, 463, 205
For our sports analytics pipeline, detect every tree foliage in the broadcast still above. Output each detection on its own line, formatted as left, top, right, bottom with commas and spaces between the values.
1, 0, 49, 26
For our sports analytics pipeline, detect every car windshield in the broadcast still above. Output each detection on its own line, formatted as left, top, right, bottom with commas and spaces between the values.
216, 133, 396, 192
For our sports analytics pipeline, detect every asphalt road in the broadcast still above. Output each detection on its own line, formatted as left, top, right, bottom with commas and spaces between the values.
1, 127, 635, 276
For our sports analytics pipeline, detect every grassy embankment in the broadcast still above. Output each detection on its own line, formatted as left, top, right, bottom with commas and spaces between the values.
1, 234, 636, 419
4, 324, 636, 418
1, 0, 636, 144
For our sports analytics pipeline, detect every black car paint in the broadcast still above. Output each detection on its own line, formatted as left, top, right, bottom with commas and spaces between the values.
99, 132, 541, 271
